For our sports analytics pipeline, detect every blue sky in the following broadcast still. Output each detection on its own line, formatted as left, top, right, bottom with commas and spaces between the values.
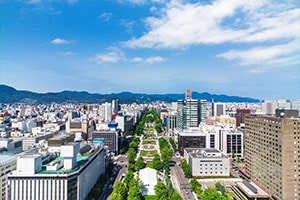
0, 0, 299, 100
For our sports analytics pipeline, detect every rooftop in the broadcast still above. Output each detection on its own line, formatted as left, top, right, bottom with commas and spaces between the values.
38, 154, 90, 174
187, 148, 227, 159
0, 155, 18, 166
236, 180, 270, 198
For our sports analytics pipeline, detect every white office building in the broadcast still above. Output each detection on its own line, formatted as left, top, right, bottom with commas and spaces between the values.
184, 148, 230, 177
176, 125, 244, 158
101, 102, 112, 122
7, 143, 105, 200
115, 115, 125, 132
216, 126, 244, 158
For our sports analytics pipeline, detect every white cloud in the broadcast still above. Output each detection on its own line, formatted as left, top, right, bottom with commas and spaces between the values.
217, 39, 299, 65
89, 51, 126, 64
51, 38, 73, 44
131, 57, 144, 62
98, 12, 112, 22
145, 56, 167, 64
130, 56, 167, 64
125, 0, 299, 48
217, 39, 300, 73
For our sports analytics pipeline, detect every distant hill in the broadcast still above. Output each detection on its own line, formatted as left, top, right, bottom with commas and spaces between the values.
0, 84, 259, 104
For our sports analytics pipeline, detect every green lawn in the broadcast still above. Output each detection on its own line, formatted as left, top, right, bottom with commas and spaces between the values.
142, 140, 156, 145
144, 195, 157, 200
140, 150, 158, 157
146, 162, 153, 168
143, 133, 156, 139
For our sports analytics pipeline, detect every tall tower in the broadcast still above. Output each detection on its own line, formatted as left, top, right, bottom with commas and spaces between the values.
101, 102, 112, 122
177, 90, 204, 130
185, 89, 192, 99
200, 100, 207, 124
245, 114, 300, 200
112, 99, 120, 113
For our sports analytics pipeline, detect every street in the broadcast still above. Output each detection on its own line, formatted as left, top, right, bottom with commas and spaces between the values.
170, 157, 196, 200
98, 154, 128, 200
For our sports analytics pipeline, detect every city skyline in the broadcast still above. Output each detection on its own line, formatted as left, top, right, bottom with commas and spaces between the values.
1, 0, 299, 100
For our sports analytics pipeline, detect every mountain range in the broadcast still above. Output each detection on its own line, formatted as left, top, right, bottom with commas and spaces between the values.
0, 84, 259, 104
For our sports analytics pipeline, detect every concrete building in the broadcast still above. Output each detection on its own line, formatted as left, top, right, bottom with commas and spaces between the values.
200, 100, 207, 124
0, 155, 17, 200
177, 128, 214, 155
177, 99, 200, 130
22, 132, 54, 150
48, 133, 75, 153
111, 99, 120, 113
214, 115, 236, 128
245, 114, 300, 200
92, 129, 120, 154
115, 115, 134, 135
66, 119, 88, 139
7, 143, 105, 200
213, 102, 226, 117
231, 180, 270, 200
176, 125, 244, 157
184, 148, 230, 177
101, 102, 112, 122
218, 126, 244, 158
0, 139, 22, 152
176, 89, 208, 130
275, 108, 299, 118
167, 112, 177, 136
115, 115, 125, 132
11, 118, 37, 133
235, 108, 251, 127
261, 99, 291, 115
291, 100, 300, 116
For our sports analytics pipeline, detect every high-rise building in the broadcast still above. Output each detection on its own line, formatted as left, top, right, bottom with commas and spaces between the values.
185, 89, 192, 99
245, 114, 300, 200
112, 99, 120, 113
167, 112, 177, 136
200, 100, 207, 124
177, 99, 200, 130
177, 90, 206, 130
101, 102, 112, 122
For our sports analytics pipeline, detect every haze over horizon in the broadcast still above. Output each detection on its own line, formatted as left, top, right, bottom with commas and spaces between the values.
1, 0, 299, 100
